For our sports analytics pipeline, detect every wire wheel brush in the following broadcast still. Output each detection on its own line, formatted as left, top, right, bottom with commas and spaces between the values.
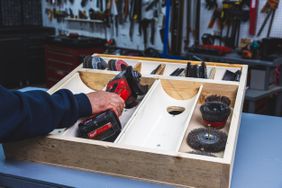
200, 95, 231, 128
205, 95, 231, 106
187, 128, 227, 153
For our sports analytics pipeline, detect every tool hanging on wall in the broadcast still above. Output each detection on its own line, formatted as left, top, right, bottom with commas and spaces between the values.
190, 33, 232, 56
205, 0, 217, 10
194, 0, 201, 46
81, 0, 88, 7
249, 0, 259, 35
170, 0, 184, 55
140, 0, 162, 48
129, 0, 142, 41
184, 0, 191, 50
221, 1, 249, 48
257, 0, 279, 37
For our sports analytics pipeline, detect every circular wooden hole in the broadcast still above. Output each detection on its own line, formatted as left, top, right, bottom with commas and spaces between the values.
167, 106, 185, 115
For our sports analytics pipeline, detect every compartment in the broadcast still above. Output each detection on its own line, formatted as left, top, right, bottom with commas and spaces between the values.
92, 54, 243, 83
100, 56, 165, 76
178, 83, 239, 158
52, 70, 156, 141
116, 79, 203, 152
214, 67, 241, 81
136, 62, 166, 75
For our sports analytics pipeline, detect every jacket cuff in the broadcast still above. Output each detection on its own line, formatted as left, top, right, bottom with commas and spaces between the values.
74, 93, 92, 118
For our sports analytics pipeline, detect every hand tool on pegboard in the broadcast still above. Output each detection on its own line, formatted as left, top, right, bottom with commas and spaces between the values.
169, 0, 184, 55
249, 0, 259, 35
221, 1, 249, 48
257, 0, 279, 37
194, 0, 201, 46
184, 0, 192, 50
79, 65, 148, 142
205, 0, 218, 10
129, 0, 142, 41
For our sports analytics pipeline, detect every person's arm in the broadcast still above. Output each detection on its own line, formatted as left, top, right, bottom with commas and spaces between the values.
0, 86, 92, 142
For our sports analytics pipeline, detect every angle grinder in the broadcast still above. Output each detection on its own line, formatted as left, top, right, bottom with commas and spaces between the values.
78, 66, 148, 141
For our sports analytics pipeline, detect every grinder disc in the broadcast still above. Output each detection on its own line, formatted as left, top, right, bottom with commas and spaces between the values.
200, 101, 231, 128
82, 55, 107, 70
205, 95, 231, 106
187, 128, 227, 153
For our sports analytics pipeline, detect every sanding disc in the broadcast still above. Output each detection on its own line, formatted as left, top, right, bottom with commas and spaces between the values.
187, 128, 227, 153
92, 56, 108, 69
83, 55, 107, 70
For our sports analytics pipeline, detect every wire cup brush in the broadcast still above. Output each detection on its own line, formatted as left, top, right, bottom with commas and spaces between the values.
187, 128, 227, 153
200, 95, 231, 128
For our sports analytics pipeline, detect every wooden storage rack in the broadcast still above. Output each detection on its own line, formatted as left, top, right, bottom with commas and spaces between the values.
3, 54, 248, 188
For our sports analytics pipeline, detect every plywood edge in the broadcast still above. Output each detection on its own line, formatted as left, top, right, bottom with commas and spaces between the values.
3, 136, 227, 188
222, 65, 248, 188
94, 53, 244, 68
223, 65, 248, 163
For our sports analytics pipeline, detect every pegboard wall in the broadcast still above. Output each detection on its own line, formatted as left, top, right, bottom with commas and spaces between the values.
42, 0, 164, 51
195, 0, 282, 41
42, 0, 282, 54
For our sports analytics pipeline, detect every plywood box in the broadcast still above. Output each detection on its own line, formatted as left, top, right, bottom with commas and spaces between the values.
3, 54, 248, 188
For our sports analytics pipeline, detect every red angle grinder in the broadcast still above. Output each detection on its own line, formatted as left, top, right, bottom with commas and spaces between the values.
78, 66, 148, 142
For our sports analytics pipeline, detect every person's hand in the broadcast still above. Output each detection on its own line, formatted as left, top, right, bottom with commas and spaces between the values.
86, 91, 125, 117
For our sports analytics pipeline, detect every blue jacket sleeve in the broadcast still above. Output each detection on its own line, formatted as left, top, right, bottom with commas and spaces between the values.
0, 86, 92, 142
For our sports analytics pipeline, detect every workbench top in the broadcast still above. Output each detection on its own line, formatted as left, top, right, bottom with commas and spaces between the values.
1, 113, 282, 188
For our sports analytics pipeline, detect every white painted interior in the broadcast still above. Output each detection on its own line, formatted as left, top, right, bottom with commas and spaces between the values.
116, 80, 202, 152
58, 73, 95, 94
53, 71, 155, 137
